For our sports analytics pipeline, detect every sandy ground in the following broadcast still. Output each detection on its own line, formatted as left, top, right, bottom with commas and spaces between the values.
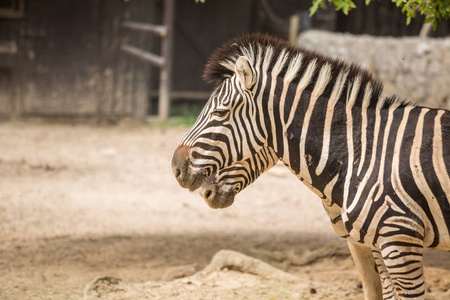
1, 121, 450, 300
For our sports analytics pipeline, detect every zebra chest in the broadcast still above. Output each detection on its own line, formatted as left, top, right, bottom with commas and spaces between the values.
321, 195, 380, 243
321, 198, 350, 239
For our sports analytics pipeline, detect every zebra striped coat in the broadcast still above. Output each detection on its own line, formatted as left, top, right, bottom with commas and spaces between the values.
172, 34, 450, 300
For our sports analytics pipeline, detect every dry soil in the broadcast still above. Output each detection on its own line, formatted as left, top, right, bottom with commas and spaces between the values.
1, 121, 449, 300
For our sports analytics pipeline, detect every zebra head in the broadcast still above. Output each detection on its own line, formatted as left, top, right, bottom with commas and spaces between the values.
198, 147, 278, 209
172, 52, 267, 197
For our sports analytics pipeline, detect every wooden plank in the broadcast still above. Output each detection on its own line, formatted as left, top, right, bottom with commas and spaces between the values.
123, 21, 166, 36
121, 43, 164, 67
19, 0, 104, 116
158, 0, 175, 121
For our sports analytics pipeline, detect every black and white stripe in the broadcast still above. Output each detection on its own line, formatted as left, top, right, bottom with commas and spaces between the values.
201, 146, 278, 198
174, 34, 450, 300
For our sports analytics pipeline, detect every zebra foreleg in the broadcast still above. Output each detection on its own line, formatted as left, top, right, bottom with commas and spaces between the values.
372, 248, 397, 299
378, 239, 425, 300
347, 241, 383, 300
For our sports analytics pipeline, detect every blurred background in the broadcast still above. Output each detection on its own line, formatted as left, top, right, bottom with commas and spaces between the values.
1, 1, 450, 300
0, 0, 449, 122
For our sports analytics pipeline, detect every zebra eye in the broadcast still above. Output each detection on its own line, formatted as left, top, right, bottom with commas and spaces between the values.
210, 109, 229, 118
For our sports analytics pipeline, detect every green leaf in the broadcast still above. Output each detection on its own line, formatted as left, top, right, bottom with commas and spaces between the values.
406, 15, 411, 25
309, 0, 449, 28
342, 5, 349, 15
424, 16, 434, 24
309, 0, 322, 16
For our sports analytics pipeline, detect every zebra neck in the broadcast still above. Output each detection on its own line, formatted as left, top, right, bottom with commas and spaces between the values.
260, 75, 376, 208
281, 94, 349, 206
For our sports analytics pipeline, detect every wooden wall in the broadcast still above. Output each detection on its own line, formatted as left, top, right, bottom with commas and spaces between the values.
150, 0, 257, 113
0, 0, 259, 118
0, 0, 156, 118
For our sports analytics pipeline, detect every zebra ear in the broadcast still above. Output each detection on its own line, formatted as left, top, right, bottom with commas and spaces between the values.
235, 56, 256, 89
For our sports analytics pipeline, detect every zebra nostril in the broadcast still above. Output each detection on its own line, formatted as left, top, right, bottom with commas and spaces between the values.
174, 168, 181, 179
172, 145, 190, 185
205, 189, 213, 199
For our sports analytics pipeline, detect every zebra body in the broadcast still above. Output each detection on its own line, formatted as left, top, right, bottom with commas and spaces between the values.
172, 34, 450, 299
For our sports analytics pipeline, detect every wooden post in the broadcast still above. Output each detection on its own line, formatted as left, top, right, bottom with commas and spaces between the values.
121, 0, 174, 120
419, 22, 432, 38
289, 14, 299, 45
159, 0, 175, 121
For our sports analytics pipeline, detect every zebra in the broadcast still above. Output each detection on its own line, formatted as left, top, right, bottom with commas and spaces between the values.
171, 34, 450, 299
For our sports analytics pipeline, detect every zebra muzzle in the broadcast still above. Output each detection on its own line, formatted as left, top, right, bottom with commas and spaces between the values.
172, 145, 207, 191
172, 145, 192, 188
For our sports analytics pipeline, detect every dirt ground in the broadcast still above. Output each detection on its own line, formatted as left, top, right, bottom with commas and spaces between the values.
1, 121, 450, 300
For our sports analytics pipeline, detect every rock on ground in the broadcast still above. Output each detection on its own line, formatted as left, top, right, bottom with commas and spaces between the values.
83, 250, 351, 300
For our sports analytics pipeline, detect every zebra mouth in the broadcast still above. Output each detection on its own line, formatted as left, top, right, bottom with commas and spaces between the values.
199, 175, 235, 209
200, 187, 235, 209
172, 145, 209, 192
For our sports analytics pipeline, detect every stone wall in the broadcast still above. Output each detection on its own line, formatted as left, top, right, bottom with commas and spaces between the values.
297, 30, 450, 109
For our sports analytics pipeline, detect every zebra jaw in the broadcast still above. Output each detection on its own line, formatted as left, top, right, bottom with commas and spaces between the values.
175, 167, 208, 192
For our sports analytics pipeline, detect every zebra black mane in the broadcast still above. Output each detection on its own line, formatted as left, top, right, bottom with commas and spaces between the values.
203, 33, 412, 109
